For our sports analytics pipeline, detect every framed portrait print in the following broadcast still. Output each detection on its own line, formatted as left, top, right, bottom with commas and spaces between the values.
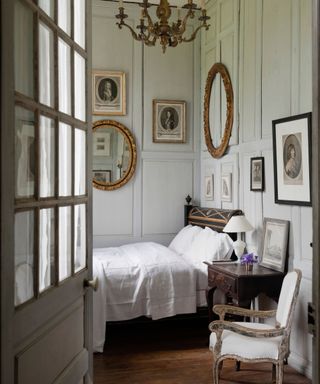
205, 175, 214, 200
93, 132, 111, 156
93, 170, 111, 184
250, 157, 264, 191
153, 99, 186, 143
221, 173, 232, 202
92, 70, 126, 115
272, 112, 312, 206
260, 218, 289, 272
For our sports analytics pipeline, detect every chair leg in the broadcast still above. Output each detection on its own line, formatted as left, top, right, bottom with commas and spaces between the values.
236, 361, 241, 371
212, 361, 220, 384
275, 362, 284, 384
272, 364, 276, 383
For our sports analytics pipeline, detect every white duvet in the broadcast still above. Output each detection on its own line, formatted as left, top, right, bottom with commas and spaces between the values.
93, 242, 197, 352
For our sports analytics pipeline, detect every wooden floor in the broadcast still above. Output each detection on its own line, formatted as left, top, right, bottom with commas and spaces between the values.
94, 317, 311, 384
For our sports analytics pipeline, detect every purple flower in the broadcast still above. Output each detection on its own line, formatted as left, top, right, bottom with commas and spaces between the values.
240, 253, 258, 264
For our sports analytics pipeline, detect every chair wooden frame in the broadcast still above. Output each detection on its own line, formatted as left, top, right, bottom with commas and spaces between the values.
208, 269, 302, 384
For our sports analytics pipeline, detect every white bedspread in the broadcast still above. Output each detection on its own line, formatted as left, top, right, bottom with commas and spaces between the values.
93, 242, 197, 352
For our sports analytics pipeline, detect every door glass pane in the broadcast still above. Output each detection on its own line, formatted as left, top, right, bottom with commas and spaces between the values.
74, 204, 86, 273
15, 211, 34, 306
58, 0, 71, 35
74, 52, 86, 122
74, 0, 86, 48
58, 38, 71, 115
39, 22, 54, 107
59, 206, 72, 281
74, 129, 86, 196
40, 116, 55, 197
39, 208, 55, 292
14, 0, 34, 97
59, 123, 72, 196
15, 107, 35, 198
38, 0, 54, 18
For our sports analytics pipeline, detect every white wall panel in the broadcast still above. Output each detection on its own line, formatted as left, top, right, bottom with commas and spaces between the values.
92, 0, 200, 246
143, 30, 194, 152
261, 0, 292, 137
93, 186, 133, 236
142, 160, 193, 234
239, 0, 262, 143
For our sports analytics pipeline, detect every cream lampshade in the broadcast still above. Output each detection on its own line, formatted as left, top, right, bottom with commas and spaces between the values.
223, 215, 254, 261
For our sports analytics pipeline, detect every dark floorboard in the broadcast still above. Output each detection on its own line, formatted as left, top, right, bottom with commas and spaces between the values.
94, 317, 311, 384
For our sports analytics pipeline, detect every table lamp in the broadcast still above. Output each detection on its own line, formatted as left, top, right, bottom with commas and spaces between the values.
223, 215, 254, 261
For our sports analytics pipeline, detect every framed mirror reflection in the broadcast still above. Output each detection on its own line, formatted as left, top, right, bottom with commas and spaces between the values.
92, 120, 137, 191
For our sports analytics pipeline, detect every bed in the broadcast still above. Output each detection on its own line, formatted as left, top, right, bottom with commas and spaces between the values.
93, 206, 242, 352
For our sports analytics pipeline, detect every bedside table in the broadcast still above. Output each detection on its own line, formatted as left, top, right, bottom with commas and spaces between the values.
206, 262, 284, 322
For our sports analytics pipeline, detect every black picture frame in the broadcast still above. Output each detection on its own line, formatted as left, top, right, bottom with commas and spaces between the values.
250, 157, 264, 191
272, 112, 312, 206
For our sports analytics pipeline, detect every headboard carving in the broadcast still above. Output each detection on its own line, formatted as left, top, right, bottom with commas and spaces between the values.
186, 206, 243, 234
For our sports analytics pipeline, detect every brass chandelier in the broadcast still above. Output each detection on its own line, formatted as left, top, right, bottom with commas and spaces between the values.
115, 0, 210, 53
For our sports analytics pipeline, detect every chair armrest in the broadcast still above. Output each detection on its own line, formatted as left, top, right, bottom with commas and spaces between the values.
208, 320, 286, 338
213, 304, 277, 320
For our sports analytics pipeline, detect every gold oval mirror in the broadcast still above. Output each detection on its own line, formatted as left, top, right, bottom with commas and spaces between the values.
92, 120, 137, 191
203, 62, 234, 159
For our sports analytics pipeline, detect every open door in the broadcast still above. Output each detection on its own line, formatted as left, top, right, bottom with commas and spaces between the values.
1, 1, 93, 383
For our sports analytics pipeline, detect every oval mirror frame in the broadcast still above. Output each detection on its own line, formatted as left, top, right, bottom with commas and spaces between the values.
92, 120, 137, 191
203, 62, 234, 159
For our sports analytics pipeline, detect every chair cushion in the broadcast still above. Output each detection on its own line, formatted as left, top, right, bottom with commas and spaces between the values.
209, 322, 282, 360
276, 270, 298, 327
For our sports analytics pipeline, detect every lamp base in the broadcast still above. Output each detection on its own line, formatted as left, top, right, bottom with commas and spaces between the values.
233, 239, 246, 262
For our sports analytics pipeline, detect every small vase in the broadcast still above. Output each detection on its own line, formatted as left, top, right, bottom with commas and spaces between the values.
245, 263, 253, 272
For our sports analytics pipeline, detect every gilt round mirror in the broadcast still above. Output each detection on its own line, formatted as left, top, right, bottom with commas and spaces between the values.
92, 120, 137, 191
203, 63, 234, 159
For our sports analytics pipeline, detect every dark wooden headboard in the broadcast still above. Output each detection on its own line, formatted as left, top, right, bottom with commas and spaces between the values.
185, 206, 243, 234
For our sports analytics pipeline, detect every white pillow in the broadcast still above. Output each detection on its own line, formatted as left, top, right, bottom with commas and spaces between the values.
184, 226, 233, 265
169, 225, 203, 255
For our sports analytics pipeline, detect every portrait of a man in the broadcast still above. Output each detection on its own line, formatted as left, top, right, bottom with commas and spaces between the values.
160, 107, 179, 131
97, 78, 118, 104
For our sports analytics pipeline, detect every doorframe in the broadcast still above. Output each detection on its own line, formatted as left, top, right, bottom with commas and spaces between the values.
313, 0, 320, 382
1, 0, 15, 383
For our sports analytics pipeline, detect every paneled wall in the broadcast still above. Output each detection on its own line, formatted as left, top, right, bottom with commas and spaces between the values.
92, 0, 201, 247
200, 0, 312, 376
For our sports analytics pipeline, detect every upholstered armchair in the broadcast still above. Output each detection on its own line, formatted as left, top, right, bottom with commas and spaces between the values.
208, 269, 302, 384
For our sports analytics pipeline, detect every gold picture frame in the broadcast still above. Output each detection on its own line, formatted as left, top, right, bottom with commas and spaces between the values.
152, 99, 186, 143
92, 70, 126, 115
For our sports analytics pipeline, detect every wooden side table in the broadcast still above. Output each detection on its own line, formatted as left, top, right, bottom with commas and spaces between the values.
206, 262, 284, 322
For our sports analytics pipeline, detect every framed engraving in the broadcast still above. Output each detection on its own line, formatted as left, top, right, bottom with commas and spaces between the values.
153, 99, 186, 143
272, 113, 312, 206
92, 70, 126, 115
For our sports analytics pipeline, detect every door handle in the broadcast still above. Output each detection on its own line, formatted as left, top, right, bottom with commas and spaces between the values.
84, 277, 99, 291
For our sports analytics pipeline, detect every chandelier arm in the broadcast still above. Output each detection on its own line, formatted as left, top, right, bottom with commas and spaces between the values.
180, 23, 209, 42
144, 11, 157, 36
117, 21, 143, 42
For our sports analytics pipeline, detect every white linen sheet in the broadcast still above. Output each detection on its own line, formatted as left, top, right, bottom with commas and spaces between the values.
93, 242, 197, 352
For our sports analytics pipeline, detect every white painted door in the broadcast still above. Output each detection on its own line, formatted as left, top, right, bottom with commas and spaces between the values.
1, 1, 93, 383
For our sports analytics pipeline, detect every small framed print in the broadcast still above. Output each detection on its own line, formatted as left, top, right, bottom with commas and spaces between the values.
250, 157, 265, 191
205, 175, 214, 200
221, 173, 232, 202
92, 70, 126, 115
93, 132, 111, 157
153, 99, 186, 143
260, 218, 289, 272
272, 112, 312, 206
93, 170, 111, 184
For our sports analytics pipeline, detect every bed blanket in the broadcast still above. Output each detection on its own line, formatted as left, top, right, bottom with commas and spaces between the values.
93, 242, 197, 352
